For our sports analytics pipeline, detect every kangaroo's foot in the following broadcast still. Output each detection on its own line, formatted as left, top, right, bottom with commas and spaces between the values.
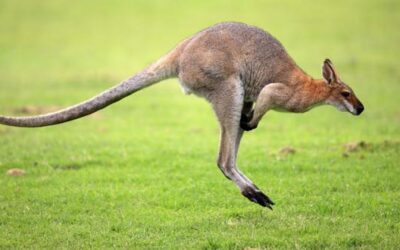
241, 185, 274, 209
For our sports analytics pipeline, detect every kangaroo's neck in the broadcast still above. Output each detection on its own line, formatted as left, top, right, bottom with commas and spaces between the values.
285, 67, 331, 111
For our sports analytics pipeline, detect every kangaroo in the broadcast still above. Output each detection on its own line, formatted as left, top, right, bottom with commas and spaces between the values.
0, 22, 364, 209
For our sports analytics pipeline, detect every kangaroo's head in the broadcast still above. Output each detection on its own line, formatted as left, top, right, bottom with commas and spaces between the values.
322, 59, 364, 116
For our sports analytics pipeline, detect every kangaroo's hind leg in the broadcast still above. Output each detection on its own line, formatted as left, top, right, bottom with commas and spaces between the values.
210, 79, 274, 208
234, 102, 258, 186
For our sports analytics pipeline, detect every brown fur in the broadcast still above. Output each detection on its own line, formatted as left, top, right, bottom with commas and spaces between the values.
0, 22, 364, 208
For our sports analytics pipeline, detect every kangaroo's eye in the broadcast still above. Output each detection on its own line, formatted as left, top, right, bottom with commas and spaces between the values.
341, 92, 350, 98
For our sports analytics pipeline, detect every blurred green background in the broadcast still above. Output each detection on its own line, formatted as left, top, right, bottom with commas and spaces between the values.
0, 0, 399, 249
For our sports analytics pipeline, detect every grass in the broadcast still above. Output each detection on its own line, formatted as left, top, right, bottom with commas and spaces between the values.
1, 0, 399, 248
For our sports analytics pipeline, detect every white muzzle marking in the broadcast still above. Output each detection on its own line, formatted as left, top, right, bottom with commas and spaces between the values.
343, 100, 357, 114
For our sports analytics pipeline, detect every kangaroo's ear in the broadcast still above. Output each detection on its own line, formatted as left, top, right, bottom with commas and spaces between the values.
322, 59, 340, 84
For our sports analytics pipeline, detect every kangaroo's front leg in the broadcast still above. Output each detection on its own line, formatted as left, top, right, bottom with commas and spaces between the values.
241, 83, 289, 131
210, 80, 274, 208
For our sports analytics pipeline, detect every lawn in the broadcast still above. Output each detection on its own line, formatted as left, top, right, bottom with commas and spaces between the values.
0, 0, 399, 249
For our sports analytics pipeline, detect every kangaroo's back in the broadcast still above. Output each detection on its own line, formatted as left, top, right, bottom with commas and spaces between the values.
178, 22, 299, 101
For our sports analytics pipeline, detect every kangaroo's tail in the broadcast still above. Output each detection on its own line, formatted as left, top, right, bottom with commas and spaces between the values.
0, 53, 180, 127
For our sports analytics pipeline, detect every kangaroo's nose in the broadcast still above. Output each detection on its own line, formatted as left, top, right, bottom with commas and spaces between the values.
356, 103, 364, 115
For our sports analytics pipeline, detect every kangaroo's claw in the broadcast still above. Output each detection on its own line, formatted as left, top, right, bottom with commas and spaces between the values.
240, 110, 257, 131
240, 121, 257, 131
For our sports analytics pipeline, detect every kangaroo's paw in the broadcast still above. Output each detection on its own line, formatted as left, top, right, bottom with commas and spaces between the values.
241, 186, 275, 209
240, 110, 257, 131
240, 121, 257, 131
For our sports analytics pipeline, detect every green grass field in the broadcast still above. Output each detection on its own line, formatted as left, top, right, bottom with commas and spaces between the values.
1, 0, 399, 249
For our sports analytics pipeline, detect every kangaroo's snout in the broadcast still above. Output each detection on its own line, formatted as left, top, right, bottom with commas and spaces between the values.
355, 102, 364, 115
